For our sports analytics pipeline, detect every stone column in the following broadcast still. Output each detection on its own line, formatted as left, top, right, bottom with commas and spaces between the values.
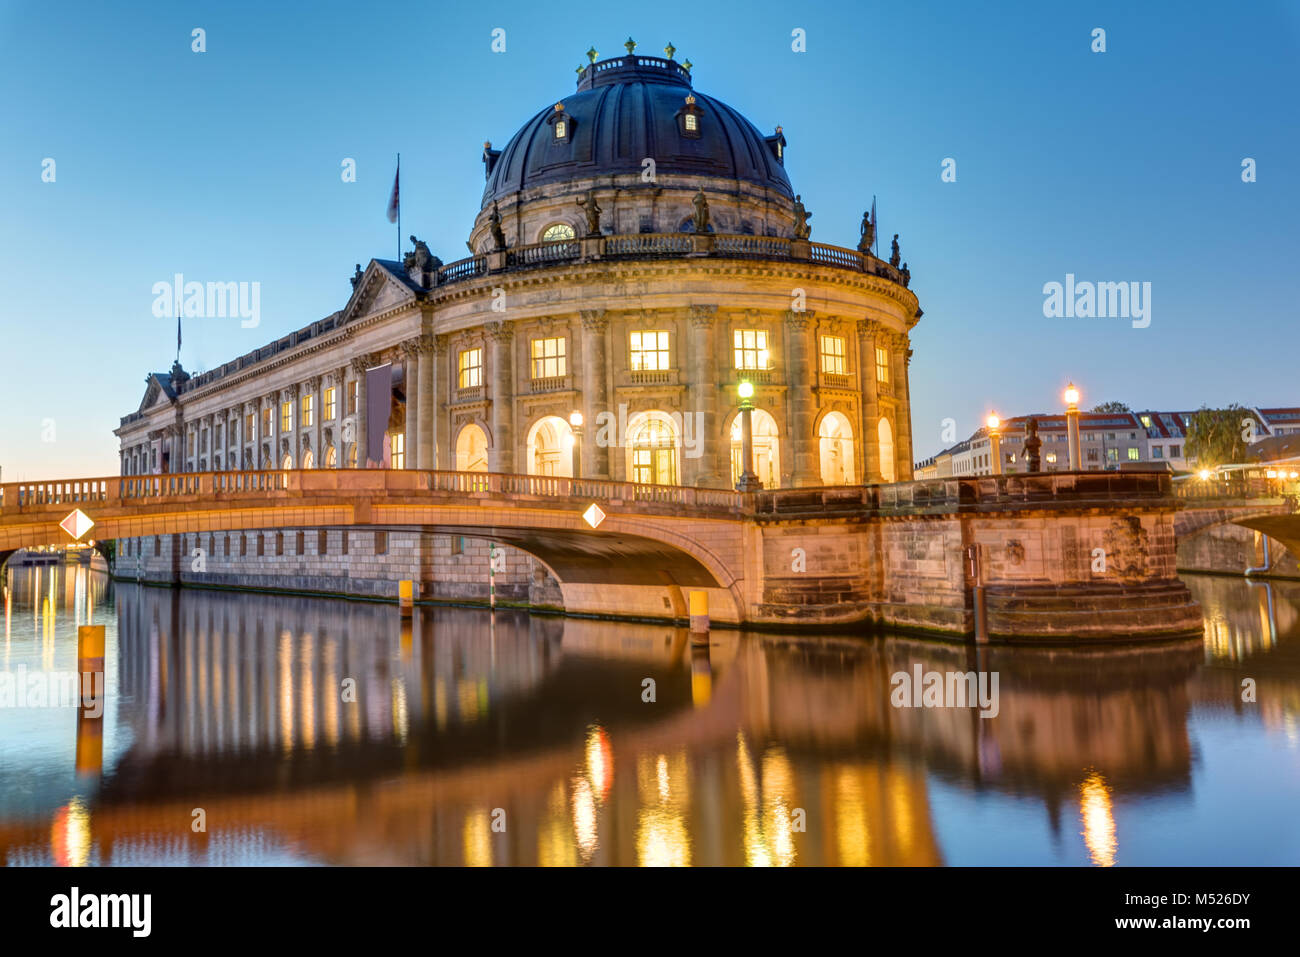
401, 339, 420, 469
785, 309, 817, 487
305, 376, 322, 468
417, 334, 435, 470
262, 393, 277, 468
487, 321, 515, 473
857, 319, 883, 483
895, 334, 915, 481
284, 384, 299, 468
350, 356, 371, 467
687, 305, 722, 487
433, 337, 450, 470
580, 309, 610, 479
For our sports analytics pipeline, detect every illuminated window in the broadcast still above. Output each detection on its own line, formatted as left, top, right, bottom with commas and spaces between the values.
555, 119, 566, 139
346, 380, 357, 415
459, 348, 483, 388
262, 407, 272, 436
390, 432, 405, 469
1127, 447, 1140, 461
324, 386, 336, 420
684, 113, 697, 131
1107, 448, 1119, 462
301, 393, 314, 428
1046, 451, 1057, 464
876, 347, 890, 383
630, 330, 670, 371
281, 401, 293, 433
542, 223, 575, 243
244, 411, 254, 437
819, 335, 846, 375
733, 329, 770, 370
530, 337, 567, 379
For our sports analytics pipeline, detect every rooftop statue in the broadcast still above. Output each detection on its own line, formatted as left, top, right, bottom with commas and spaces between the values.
1024, 418, 1043, 472
488, 202, 507, 250
691, 189, 710, 234
889, 234, 901, 267
857, 209, 875, 254
405, 236, 433, 272
792, 195, 812, 240
576, 189, 602, 236
350, 263, 364, 290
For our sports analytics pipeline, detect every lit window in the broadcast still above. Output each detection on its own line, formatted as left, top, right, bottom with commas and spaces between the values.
281, 401, 293, 433
684, 113, 697, 131
733, 329, 770, 370
1107, 448, 1119, 462
876, 347, 890, 383
819, 335, 845, 375
530, 337, 567, 379
301, 393, 314, 428
346, 381, 358, 415
1127, 447, 1140, 461
1046, 451, 1057, 464
459, 348, 483, 388
542, 223, 576, 243
630, 331, 670, 371
262, 407, 273, 436
1140, 415, 1152, 428
555, 120, 566, 139
390, 432, 405, 469
324, 387, 336, 420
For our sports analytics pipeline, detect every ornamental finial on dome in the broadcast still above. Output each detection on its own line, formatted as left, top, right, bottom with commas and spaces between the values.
624, 37, 636, 55
682, 58, 692, 73
586, 46, 598, 64
554, 102, 565, 112
664, 41, 676, 59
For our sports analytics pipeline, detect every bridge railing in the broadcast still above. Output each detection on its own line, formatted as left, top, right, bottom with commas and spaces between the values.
0, 479, 109, 509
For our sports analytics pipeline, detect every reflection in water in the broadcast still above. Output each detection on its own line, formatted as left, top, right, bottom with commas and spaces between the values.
2, 567, 1300, 865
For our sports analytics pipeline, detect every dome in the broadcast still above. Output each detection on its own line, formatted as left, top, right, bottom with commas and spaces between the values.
481, 53, 793, 208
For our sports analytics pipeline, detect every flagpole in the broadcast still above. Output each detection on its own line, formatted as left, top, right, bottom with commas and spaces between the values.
396, 153, 401, 262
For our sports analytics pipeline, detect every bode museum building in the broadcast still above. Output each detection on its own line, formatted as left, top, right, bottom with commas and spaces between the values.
114, 44, 922, 607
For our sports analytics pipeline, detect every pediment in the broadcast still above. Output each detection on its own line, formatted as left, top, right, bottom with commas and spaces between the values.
137, 376, 169, 414
340, 261, 417, 325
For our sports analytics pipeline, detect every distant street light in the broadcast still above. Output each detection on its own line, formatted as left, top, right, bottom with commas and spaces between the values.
569, 410, 584, 479
735, 381, 762, 491
1064, 382, 1081, 471
986, 412, 1002, 476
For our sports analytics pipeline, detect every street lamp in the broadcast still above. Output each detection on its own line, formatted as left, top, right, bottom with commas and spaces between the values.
568, 410, 584, 479
735, 380, 762, 491
986, 412, 1002, 476
1064, 382, 1081, 471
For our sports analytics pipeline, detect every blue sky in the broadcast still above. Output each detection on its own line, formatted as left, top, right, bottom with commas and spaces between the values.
1, 0, 1297, 477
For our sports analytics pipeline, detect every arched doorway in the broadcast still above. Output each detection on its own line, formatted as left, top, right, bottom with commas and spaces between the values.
818, 412, 856, 485
730, 408, 780, 488
878, 417, 896, 483
456, 423, 489, 472
626, 411, 680, 485
526, 415, 574, 477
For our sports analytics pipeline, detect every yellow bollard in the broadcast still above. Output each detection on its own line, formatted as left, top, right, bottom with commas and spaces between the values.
77, 624, 105, 674
689, 590, 709, 635
76, 625, 105, 777
398, 580, 414, 617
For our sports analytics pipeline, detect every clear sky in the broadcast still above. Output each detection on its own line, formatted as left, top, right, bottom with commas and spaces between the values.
1, 0, 1297, 478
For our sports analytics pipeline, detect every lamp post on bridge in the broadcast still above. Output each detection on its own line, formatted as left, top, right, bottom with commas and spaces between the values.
735, 380, 762, 491
1064, 382, 1081, 471
568, 410, 584, 480
986, 412, 1002, 476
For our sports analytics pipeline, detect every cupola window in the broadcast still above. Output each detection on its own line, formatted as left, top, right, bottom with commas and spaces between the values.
542, 223, 576, 243
676, 95, 702, 139
548, 102, 574, 144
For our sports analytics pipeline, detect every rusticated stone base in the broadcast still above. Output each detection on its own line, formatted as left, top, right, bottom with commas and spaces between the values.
984, 580, 1204, 641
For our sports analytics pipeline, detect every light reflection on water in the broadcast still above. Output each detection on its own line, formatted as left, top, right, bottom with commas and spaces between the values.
2, 566, 1299, 866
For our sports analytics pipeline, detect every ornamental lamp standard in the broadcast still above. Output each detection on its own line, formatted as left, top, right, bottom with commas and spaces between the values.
1064, 382, 1081, 471
986, 412, 1002, 476
568, 410, 584, 480
735, 380, 762, 491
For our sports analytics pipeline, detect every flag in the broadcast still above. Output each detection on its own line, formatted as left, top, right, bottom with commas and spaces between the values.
176, 314, 182, 354
386, 159, 400, 224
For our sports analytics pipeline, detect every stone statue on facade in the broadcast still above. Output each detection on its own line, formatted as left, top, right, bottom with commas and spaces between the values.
488, 202, 507, 250
792, 195, 812, 240
576, 190, 602, 236
900, 262, 910, 288
857, 209, 875, 254
404, 236, 432, 272
1024, 418, 1042, 472
889, 234, 901, 267
350, 263, 364, 290
691, 189, 710, 233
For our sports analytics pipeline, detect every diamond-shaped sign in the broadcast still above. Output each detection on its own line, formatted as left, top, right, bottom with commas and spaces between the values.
582, 503, 606, 529
60, 509, 95, 540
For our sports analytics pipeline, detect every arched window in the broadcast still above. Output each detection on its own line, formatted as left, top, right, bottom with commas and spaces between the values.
348, 443, 358, 468
280, 452, 293, 471
526, 415, 574, 477
626, 411, 680, 485
325, 445, 337, 468
456, 423, 489, 472
301, 448, 314, 470
818, 412, 856, 485
541, 223, 576, 243
878, 418, 896, 484
730, 408, 781, 488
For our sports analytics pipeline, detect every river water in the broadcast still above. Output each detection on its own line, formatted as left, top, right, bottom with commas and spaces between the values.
1, 566, 1297, 866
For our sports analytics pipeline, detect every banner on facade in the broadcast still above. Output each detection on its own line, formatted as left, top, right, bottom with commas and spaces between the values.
366, 363, 393, 467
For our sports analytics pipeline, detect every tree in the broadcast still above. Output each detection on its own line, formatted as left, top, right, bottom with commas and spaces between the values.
1183, 404, 1252, 467
1090, 401, 1131, 413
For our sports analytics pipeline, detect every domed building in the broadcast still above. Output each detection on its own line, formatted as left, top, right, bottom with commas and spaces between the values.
113, 42, 921, 602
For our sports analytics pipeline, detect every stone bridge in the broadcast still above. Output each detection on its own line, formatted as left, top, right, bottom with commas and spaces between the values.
0, 468, 1223, 641
1171, 485, 1298, 577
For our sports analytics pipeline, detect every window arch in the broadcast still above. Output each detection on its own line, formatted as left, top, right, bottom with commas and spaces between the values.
347, 443, 358, 468
540, 223, 576, 243
456, 423, 489, 472
301, 448, 314, 470
280, 452, 293, 471
818, 412, 856, 485
325, 445, 337, 468
730, 408, 781, 488
526, 415, 574, 477
877, 417, 896, 484
626, 411, 680, 485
